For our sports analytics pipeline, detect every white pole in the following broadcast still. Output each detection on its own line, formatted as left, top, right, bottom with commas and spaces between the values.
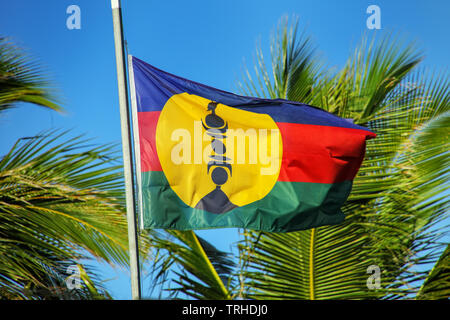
111, 0, 141, 300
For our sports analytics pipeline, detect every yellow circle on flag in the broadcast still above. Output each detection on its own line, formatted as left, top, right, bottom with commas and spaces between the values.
155, 93, 282, 212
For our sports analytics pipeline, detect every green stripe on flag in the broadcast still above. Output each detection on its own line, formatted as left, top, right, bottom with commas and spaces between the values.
140, 171, 351, 233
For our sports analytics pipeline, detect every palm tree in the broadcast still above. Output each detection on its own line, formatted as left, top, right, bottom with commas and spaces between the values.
0, 37, 138, 299
147, 17, 449, 300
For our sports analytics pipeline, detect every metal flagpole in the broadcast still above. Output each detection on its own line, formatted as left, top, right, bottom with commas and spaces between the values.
110, 0, 141, 300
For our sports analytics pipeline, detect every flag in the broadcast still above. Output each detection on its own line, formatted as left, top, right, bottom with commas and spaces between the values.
129, 56, 376, 233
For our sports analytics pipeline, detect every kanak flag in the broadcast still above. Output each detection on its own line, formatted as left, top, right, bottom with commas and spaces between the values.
129, 56, 375, 233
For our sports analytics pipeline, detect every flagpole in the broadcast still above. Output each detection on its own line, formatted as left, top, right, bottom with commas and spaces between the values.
111, 0, 141, 300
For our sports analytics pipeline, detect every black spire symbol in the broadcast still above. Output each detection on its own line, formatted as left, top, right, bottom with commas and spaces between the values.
195, 102, 238, 214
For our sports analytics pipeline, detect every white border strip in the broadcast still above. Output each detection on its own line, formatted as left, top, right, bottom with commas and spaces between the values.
128, 55, 145, 229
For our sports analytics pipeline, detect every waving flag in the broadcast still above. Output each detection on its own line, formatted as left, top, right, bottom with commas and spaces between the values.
128, 56, 375, 233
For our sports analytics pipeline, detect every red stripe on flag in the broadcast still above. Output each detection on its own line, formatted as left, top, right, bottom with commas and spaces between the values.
137, 111, 374, 184
137, 111, 162, 171
277, 122, 373, 183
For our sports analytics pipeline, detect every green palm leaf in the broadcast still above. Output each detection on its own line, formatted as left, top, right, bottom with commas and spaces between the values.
0, 37, 61, 113
238, 15, 323, 103
147, 230, 234, 299
0, 131, 132, 299
417, 245, 450, 300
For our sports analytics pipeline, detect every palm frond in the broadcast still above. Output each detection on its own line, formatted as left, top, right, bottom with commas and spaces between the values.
0, 130, 131, 299
238, 222, 379, 299
238, 16, 323, 103
0, 37, 61, 113
146, 230, 234, 300
317, 34, 422, 122
416, 245, 450, 300
236, 18, 449, 300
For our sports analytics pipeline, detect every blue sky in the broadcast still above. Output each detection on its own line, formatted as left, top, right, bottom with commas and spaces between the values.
0, 0, 448, 299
